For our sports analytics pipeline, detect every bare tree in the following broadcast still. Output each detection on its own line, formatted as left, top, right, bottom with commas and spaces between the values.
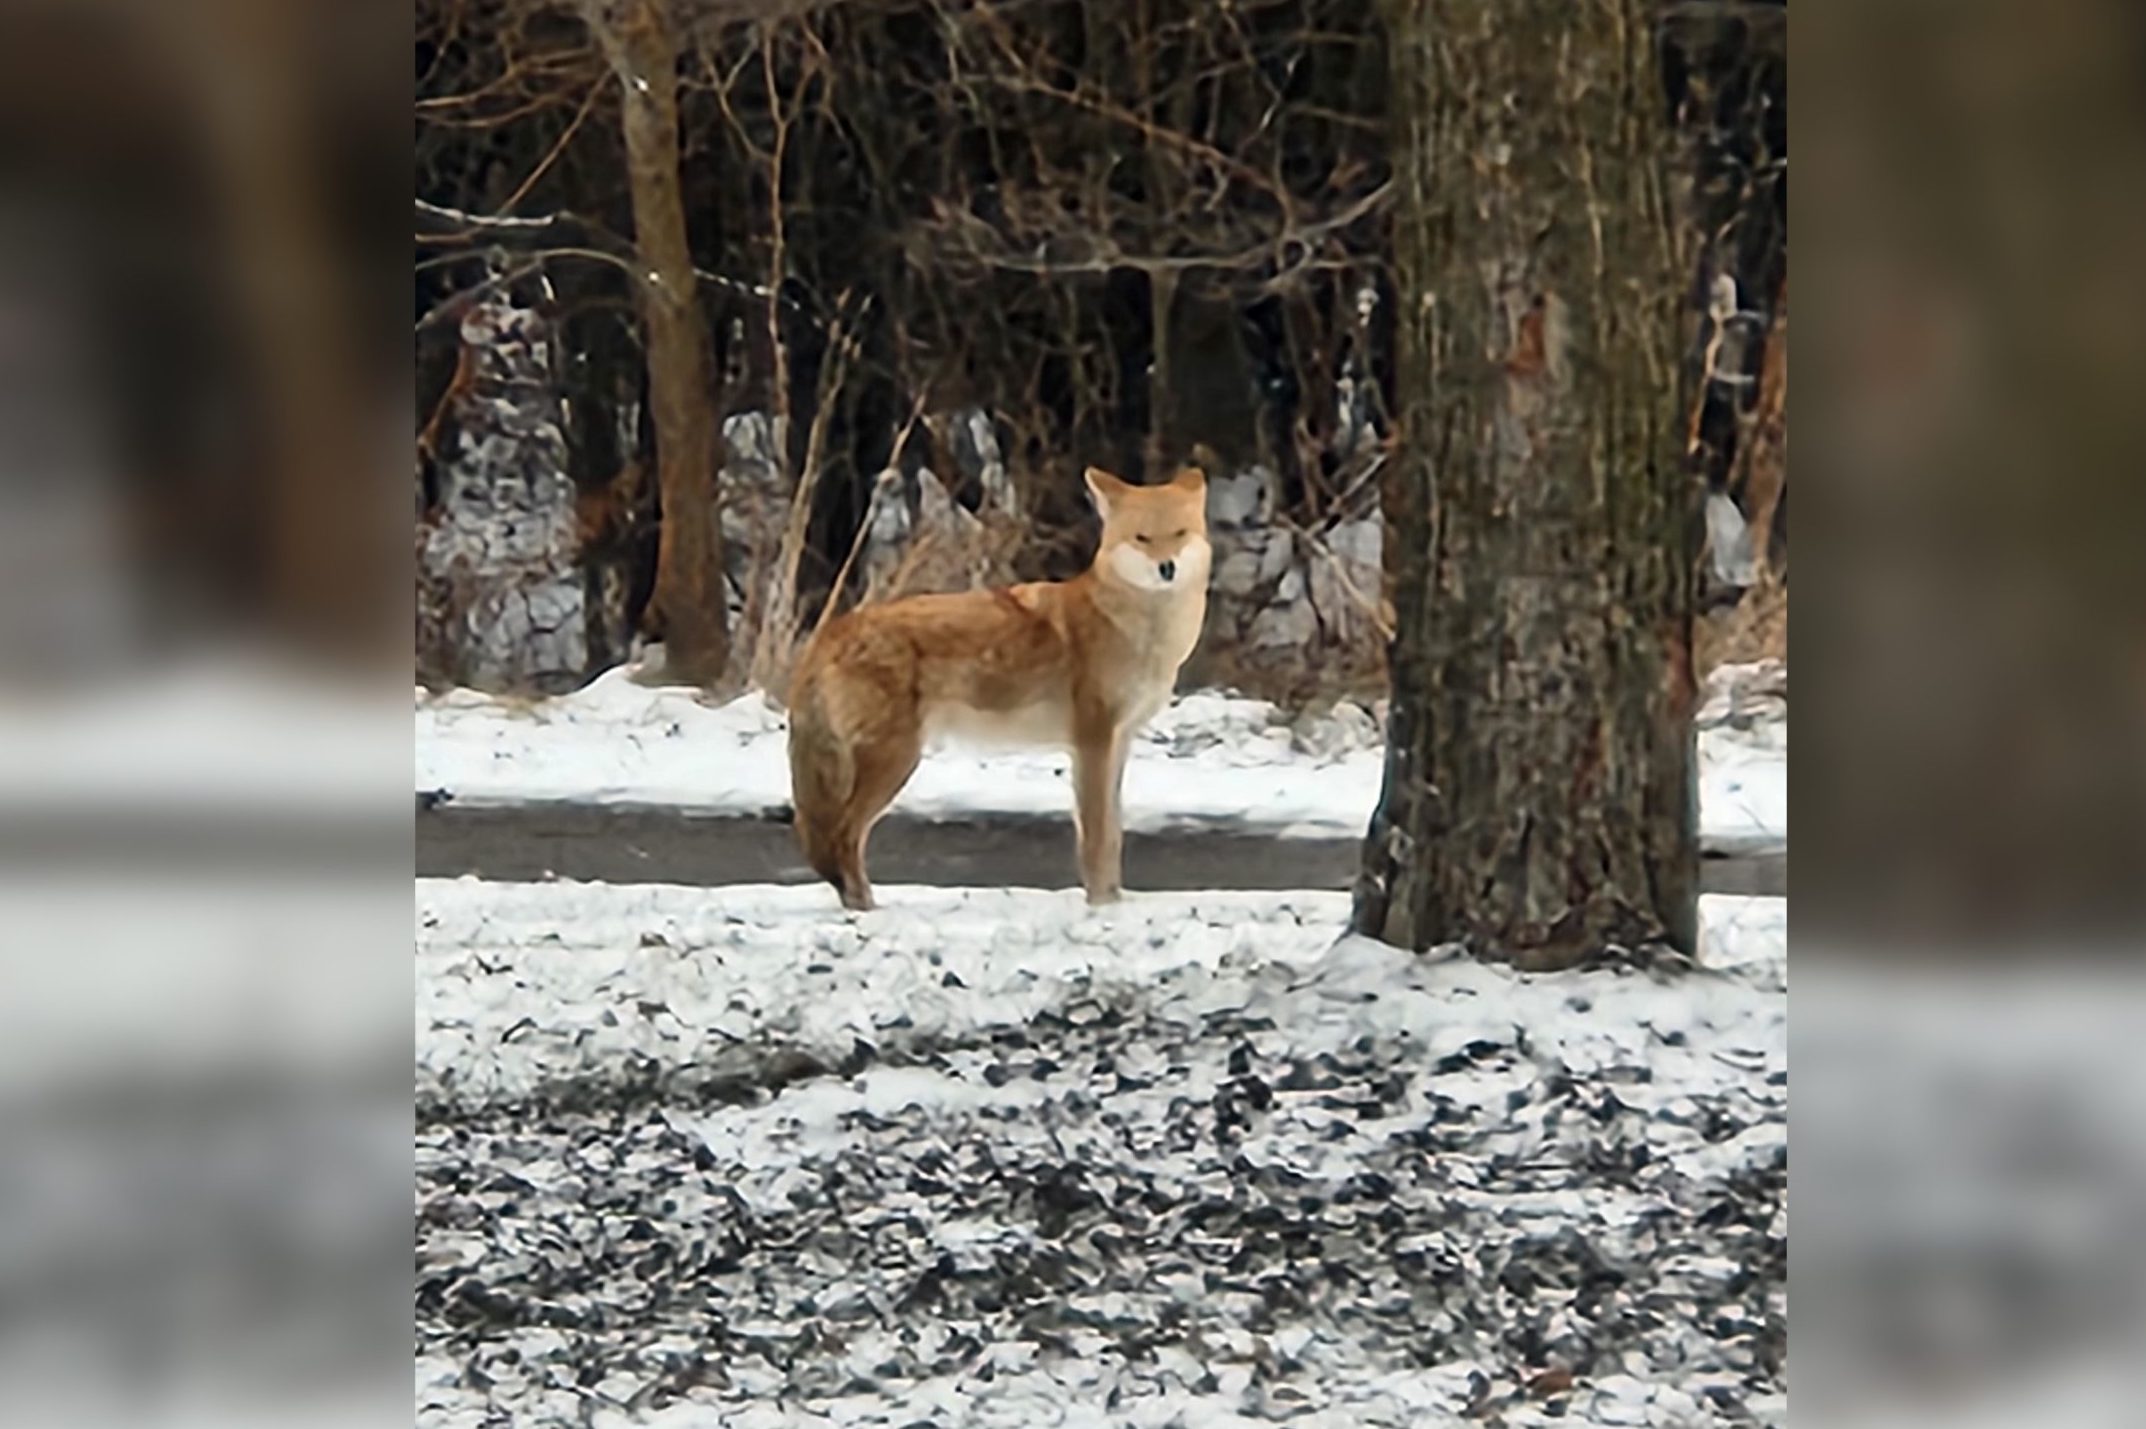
1354, 0, 1702, 968
581, 0, 729, 684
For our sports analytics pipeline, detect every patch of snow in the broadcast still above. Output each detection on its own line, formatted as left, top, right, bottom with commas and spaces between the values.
417, 882, 1783, 1119
416, 673, 1786, 846
417, 884, 1784, 1426
1706, 491, 1758, 589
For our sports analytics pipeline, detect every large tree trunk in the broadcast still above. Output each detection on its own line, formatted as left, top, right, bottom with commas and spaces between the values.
586, 0, 729, 684
1354, 0, 1700, 968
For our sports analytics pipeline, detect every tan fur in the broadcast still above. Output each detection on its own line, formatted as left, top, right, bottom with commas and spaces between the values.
788, 465, 1211, 909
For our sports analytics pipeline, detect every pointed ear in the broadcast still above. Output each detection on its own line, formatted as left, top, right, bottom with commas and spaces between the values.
1084, 466, 1126, 517
1173, 465, 1208, 492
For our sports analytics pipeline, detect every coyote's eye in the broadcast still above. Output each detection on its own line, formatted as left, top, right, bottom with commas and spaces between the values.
1135, 534, 1151, 545
1172, 529, 1188, 539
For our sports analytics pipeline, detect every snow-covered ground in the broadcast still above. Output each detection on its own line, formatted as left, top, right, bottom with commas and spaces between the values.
415, 668, 1788, 848
417, 881, 1786, 1427
416, 661, 1790, 1424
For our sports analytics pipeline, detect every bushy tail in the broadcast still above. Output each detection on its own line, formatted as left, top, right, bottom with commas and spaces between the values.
786, 672, 853, 889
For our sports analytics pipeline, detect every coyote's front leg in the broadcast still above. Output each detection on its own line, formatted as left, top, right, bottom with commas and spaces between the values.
1071, 720, 1130, 904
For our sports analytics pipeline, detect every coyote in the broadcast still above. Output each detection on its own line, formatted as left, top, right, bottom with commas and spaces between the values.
787, 465, 1210, 909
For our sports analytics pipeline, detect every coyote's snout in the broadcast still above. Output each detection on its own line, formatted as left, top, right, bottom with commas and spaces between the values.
787, 464, 1211, 910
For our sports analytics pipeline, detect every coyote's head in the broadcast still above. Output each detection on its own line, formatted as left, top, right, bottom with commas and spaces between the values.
1085, 465, 1210, 594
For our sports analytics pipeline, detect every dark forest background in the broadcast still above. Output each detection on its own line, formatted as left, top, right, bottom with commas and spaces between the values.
415, 0, 1783, 698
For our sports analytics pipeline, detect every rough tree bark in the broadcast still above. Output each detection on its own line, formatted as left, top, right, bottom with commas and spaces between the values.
584, 0, 729, 684
1354, 0, 1701, 968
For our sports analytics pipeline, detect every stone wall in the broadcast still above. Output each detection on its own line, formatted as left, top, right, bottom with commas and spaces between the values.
417, 294, 590, 693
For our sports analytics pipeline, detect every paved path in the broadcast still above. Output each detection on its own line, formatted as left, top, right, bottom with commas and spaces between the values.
416, 800, 1787, 897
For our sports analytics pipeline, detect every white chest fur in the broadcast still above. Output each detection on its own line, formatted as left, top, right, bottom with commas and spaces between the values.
923, 699, 1075, 751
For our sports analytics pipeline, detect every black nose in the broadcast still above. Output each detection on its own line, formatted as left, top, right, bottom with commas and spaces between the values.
1158, 559, 1176, 582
